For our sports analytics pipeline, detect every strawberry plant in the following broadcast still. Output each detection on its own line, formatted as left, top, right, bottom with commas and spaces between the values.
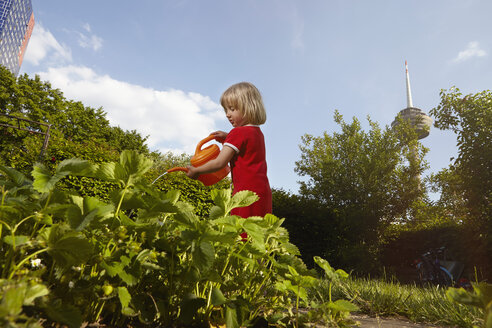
447, 283, 491, 328
0, 150, 357, 327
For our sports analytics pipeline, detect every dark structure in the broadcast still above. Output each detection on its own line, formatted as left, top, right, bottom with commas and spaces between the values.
0, 0, 35, 76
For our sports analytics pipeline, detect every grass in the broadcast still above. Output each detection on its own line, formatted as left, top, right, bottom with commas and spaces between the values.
318, 276, 483, 327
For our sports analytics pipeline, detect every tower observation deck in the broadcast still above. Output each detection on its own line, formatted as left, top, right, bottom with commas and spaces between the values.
391, 61, 432, 139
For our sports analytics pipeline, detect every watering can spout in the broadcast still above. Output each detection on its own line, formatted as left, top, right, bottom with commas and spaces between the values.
165, 134, 230, 186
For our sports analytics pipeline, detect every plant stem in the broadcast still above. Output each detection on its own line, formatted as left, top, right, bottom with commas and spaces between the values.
9, 248, 49, 279
13, 215, 35, 233
94, 300, 106, 322
43, 191, 52, 210
296, 285, 300, 328
114, 183, 129, 219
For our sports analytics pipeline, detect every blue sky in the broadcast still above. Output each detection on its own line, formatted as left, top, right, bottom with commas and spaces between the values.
21, 0, 491, 195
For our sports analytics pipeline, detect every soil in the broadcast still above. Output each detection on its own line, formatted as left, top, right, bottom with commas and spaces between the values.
351, 314, 448, 328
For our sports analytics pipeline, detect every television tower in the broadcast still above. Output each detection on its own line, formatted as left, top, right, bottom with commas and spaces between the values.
392, 61, 432, 188
391, 61, 432, 139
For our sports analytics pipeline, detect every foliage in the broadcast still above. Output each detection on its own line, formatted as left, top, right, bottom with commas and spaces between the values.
0, 66, 227, 218
272, 188, 337, 268
295, 111, 428, 273
0, 150, 358, 327
148, 151, 231, 217
447, 282, 492, 328
429, 87, 492, 258
0, 65, 149, 176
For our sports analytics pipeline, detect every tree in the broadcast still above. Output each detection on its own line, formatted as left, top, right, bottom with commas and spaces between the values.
430, 88, 492, 274
0, 66, 149, 173
430, 87, 491, 226
0, 66, 230, 218
295, 111, 428, 272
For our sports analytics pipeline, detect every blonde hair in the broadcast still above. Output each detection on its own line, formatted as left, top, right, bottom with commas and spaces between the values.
220, 82, 266, 125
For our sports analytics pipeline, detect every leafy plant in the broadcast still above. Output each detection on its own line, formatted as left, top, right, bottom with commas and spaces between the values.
0, 150, 358, 327
447, 283, 491, 328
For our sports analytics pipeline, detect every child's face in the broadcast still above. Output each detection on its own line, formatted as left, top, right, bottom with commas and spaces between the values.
225, 106, 247, 127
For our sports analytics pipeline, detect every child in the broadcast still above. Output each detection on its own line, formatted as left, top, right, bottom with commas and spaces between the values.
186, 82, 272, 220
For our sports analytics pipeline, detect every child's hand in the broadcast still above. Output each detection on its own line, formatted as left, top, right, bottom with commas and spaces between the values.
186, 166, 200, 179
211, 131, 227, 143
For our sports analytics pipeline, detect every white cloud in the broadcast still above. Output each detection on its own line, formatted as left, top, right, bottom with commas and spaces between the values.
77, 23, 103, 51
452, 41, 487, 63
77, 33, 103, 51
288, 7, 304, 51
291, 18, 304, 51
82, 23, 91, 32
23, 23, 72, 66
36, 66, 226, 154
274, 1, 304, 51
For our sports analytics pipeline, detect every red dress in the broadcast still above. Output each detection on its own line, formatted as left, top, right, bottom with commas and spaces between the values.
223, 126, 272, 218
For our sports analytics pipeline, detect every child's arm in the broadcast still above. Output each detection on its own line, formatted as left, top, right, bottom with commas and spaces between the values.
186, 146, 235, 179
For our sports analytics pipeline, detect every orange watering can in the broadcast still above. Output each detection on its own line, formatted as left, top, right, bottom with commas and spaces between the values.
166, 134, 230, 186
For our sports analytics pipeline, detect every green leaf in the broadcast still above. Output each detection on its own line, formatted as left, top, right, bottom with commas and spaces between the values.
329, 299, 360, 312
118, 268, 139, 286
314, 256, 338, 280
43, 300, 83, 328
335, 269, 349, 279
118, 286, 132, 309
173, 202, 198, 229
202, 229, 237, 245
0, 165, 30, 187
299, 275, 319, 287
1, 283, 26, 316
94, 162, 116, 181
226, 304, 240, 328
32, 164, 65, 193
47, 225, 93, 268
32, 159, 95, 193
211, 189, 232, 212
110, 150, 153, 186
192, 241, 215, 271
67, 196, 114, 231
0, 205, 21, 225
120, 150, 153, 176
275, 279, 308, 301
150, 198, 179, 214
282, 242, 301, 256
231, 190, 259, 210
446, 287, 482, 307
211, 287, 227, 306
119, 212, 137, 226
288, 265, 299, 277
121, 306, 137, 316
56, 158, 95, 176
3, 235, 29, 247
225, 298, 248, 328
213, 215, 240, 229
179, 294, 206, 324
23, 283, 49, 305
475, 282, 492, 307
100, 260, 124, 277
243, 218, 266, 252
209, 205, 226, 220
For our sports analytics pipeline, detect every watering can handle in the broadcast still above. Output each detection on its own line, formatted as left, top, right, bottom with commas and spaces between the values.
167, 167, 188, 173
195, 134, 217, 154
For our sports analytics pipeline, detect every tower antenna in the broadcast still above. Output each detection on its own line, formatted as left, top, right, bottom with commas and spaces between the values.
405, 60, 413, 108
